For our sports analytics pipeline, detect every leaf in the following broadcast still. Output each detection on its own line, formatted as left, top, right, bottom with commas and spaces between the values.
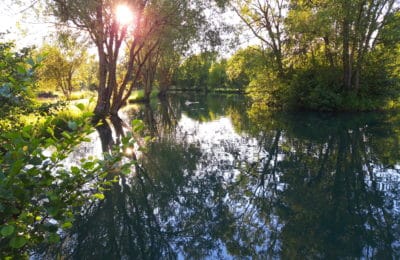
16, 65, 26, 74
61, 222, 73, 229
48, 233, 60, 243
47, 207, 59, 217
9, 236, 27, 248
1, 225, 15, 237
132, 119, 142, 127
46, 127, 55, 137
61, 131, 71, 139
132, 119, 144, 132
92, 193, 105, 200
67, 121, 78, 131
71, 166, 80, 175
82, 161, 95, 170
75, 103, 85, 111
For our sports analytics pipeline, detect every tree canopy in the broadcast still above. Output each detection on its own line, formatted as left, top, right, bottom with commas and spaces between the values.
48, 0, 225, 117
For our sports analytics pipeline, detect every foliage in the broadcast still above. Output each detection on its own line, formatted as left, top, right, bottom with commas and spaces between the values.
207, 59, 229, 90
0, 40, 38, 107
35, 38, 91, 99
228, 0, 400, 111
226, 46, 268, 92
0, 103, 114, 258
174, 52, 217, 91
68, 90, 96, 101
49, 0, 226, 116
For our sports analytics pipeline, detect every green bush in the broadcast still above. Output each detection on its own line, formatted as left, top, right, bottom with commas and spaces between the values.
0, 104, 119, 257
0, 40, 38, 107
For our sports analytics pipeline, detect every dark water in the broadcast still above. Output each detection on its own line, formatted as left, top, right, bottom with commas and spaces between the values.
40, 94, 400, 259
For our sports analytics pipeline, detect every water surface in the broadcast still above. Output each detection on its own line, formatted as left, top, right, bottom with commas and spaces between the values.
40, 93, 400, 259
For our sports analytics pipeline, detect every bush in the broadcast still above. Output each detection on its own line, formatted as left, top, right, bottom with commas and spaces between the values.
0, 41, 38, 107
0, 94, 127, 256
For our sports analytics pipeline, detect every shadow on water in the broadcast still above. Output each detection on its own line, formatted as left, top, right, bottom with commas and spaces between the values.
38, 94, 400, 259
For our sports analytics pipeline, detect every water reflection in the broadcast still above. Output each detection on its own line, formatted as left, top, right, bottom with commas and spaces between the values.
39, 94, 400, 258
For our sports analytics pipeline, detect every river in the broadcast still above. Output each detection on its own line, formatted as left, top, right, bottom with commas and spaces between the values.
37, 93, 400, 259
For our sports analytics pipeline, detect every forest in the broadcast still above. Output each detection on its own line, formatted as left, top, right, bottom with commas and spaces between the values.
1, 0, 400, 258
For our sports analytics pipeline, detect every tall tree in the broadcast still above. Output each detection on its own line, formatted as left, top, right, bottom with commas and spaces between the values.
231, 0, 288, 76
37, 41, 87, 99
50, 0, 210, 117
287, 0, 398, 89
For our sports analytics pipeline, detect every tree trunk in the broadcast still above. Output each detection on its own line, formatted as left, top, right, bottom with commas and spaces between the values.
323, 36, 335, 68
354, 69, 360, 91
342, 4, 352, 90
94, 47, 112, 117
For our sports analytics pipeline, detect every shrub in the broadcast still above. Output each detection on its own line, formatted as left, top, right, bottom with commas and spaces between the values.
0, 41, 38, 107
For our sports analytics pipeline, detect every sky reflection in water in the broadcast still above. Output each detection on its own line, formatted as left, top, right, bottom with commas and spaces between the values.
38, 94, 400, 259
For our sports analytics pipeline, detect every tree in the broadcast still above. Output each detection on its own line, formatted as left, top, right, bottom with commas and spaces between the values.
157, 49, 180, 97
230, 0, 288, 76
207, 59, 228, 90
287, 0, 398, 90
175, 51, 217, 91
226, 46, 267, 91
50, 0, 217, 117
37, 42, 87, 99
229, 0, 400, 110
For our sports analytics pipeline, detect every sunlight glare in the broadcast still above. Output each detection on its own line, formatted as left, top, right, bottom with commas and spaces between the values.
116, 5, 133, 25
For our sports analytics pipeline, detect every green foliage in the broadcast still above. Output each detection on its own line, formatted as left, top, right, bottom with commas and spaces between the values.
207, 59, 228, 89
0, 40, 38, 107
288, 66, 343, 111
0, 108, 96, 257
35, 40, 90, 99
230, 0, 400, 111
175, 52, 217, 91
226, 46, 274, 93
0, 101, 121, 257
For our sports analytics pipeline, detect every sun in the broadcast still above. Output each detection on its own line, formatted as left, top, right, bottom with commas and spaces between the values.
115, 5, 133, 25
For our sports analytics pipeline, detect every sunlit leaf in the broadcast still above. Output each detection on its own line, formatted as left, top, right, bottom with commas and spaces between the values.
92, 193, 105, 200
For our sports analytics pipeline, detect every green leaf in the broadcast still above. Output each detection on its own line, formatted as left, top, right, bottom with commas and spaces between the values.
82, 161, 95, 170
47, 207, 59, 217
48, 233, 60, 243
92, 193, 105, 200
9, 236, 27, 249
76, 103, 85, 111
46, 127, 55, 137
61, 131, 71, 139
132, 119, 142, 127
67, 121, 78, 131
1, 225, 15, 237
61, 222, 73, 229
16, 65, 26, 74
71, 166, 80, 175
132, 119, 144, 132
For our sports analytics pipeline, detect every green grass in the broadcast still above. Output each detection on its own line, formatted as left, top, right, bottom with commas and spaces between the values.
0, 100, 95, 138
69, 90, 97, 101
36, 90, 96, 102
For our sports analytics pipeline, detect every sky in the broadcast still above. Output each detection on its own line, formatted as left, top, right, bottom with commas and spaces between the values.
0, 0, 259, 55
0, 0, 57, 48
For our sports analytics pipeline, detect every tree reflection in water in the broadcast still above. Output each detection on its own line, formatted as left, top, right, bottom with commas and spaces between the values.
39, 94, 400, 259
